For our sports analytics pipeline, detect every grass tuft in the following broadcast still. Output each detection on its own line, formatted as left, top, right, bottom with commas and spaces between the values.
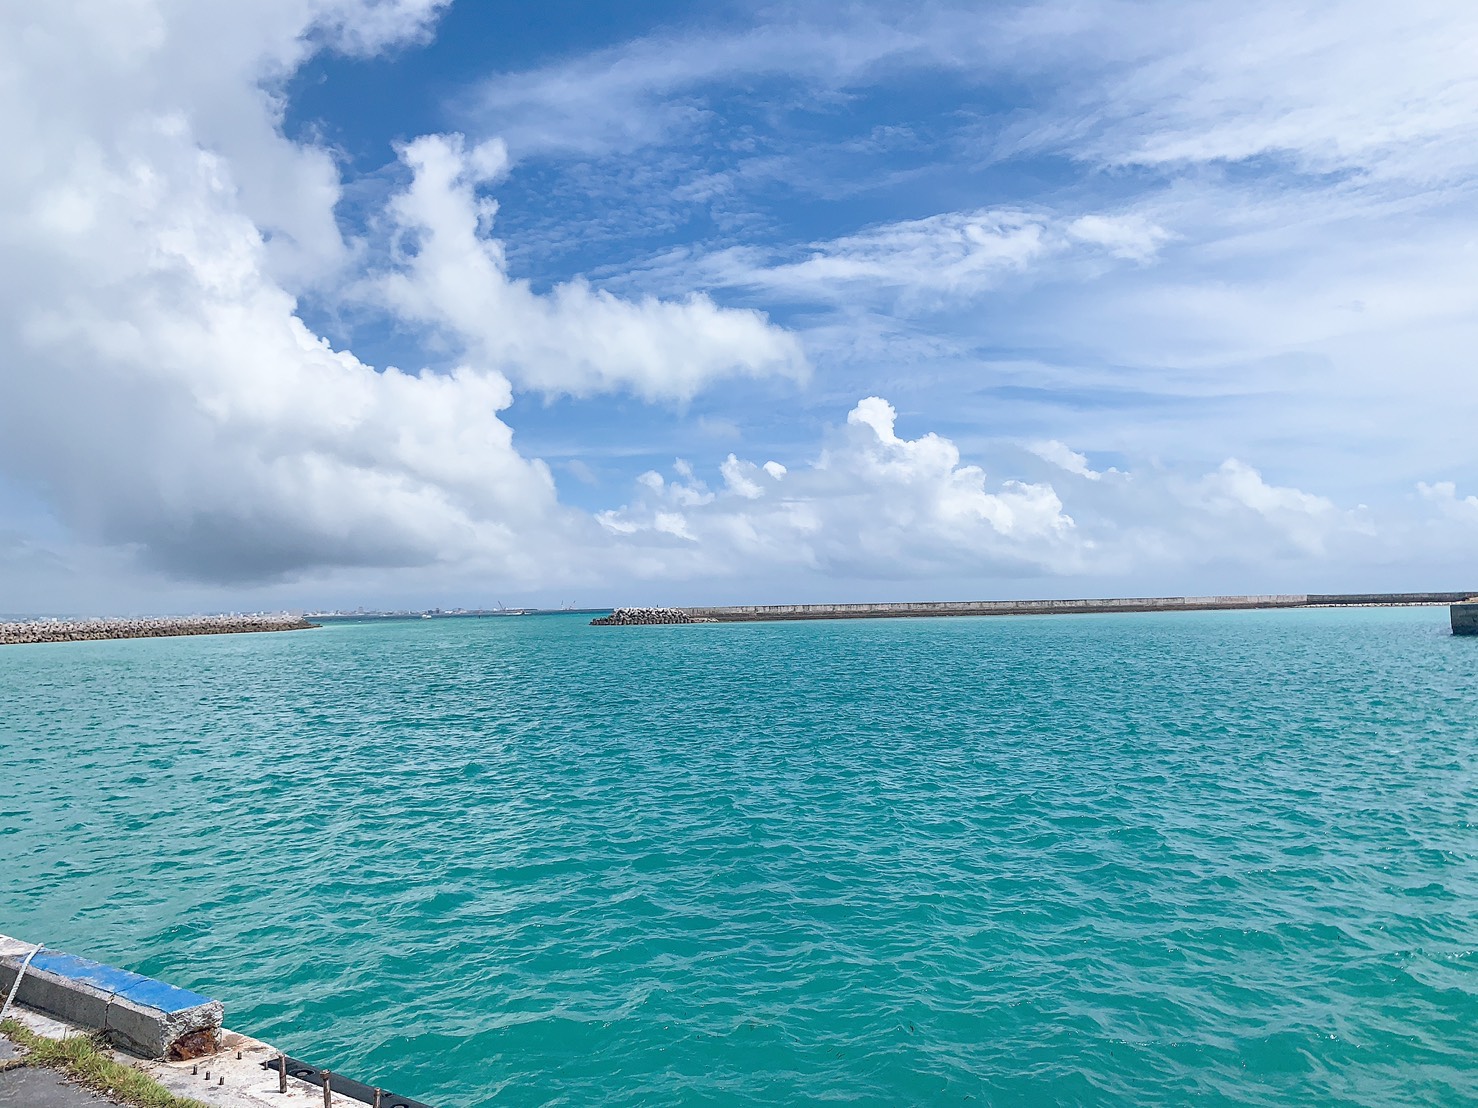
0, 1018, 212, 1108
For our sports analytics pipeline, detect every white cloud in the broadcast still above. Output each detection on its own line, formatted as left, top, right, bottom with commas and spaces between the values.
1065, 215, 1171, 263
692, 207, 1169, 307
1029, 441, 1102, 480
719, 454, 789, 500
652, 511, 695, 541
600, 397, 1085, 579
719, 455, 765, 499
310, 0, 450, 56
454, 2, 1478, 506
1040, 0, 1478, 183
1191, 460, 1352, 557
0, 1, 632, 584
0, 0, 812, 586
462, 14, 974, 158
588, 398, 1442, 592
8, 3, 373, 293
465, 1, 1478, 188
1199, 460, 1336, 519
372, 133, 807, 401
1418, 481, 1478, 521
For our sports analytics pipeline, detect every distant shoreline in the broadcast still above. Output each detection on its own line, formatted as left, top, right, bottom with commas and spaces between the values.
0, 614, 318, 646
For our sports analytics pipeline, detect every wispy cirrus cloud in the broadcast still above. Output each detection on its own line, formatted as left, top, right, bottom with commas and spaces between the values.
464, 1, 1478, 184
460, 11, 993, 158
689, 208, 1170, 307
1027, 0, 1478, 182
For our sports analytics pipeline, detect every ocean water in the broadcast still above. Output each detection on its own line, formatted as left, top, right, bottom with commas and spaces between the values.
1, 608, 1475, 1106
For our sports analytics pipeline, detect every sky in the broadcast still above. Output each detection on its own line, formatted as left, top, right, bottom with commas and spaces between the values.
2, 0, 1477, 614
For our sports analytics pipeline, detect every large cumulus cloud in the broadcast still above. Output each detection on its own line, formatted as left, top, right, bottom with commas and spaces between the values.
0, 0, 802, 584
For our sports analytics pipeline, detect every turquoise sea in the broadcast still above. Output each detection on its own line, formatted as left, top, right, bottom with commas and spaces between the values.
2, 608, 1475, 1106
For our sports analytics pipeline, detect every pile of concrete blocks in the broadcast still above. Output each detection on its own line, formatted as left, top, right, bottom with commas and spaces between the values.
0, 614, 316, 645
590, 607, 698, 625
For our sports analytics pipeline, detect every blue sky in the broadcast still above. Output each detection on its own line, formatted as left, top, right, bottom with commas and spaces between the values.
2, 1, 1477, 613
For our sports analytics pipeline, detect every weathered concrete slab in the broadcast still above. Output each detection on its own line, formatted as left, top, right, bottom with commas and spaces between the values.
0, 936, 221, 1059
141, 1031, 355, 1108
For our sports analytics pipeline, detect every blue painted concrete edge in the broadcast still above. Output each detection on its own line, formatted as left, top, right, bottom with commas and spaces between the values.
21, 950, 215, 1013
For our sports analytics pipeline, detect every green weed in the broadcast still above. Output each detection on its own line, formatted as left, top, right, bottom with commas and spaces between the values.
0, 1018, 211, 1108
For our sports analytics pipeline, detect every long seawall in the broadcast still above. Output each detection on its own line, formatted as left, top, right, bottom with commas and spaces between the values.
594, 593, 1476, 625
0, 613, 318, 646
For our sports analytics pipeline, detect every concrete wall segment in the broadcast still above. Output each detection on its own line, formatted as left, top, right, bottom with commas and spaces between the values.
0, 934, 221, 1059
0, 962, 112, 1029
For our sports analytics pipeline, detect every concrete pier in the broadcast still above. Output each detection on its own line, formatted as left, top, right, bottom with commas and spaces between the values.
1452, 599, 1478, 635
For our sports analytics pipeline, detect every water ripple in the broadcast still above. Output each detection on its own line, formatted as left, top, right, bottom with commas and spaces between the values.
2, 608, 1476, 1105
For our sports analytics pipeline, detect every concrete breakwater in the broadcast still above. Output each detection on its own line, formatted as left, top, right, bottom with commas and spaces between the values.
0, 613, 317, 646
687, 594, 1307, 622
591, 607, 714, 625
587, 592, 1477, 625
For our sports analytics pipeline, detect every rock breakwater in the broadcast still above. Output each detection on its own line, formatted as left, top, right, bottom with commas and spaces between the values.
591, 608, 714, 626
0, 613, 318, 646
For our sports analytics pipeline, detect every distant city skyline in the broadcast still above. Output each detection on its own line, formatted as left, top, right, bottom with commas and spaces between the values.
3, 1, 1477, 615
